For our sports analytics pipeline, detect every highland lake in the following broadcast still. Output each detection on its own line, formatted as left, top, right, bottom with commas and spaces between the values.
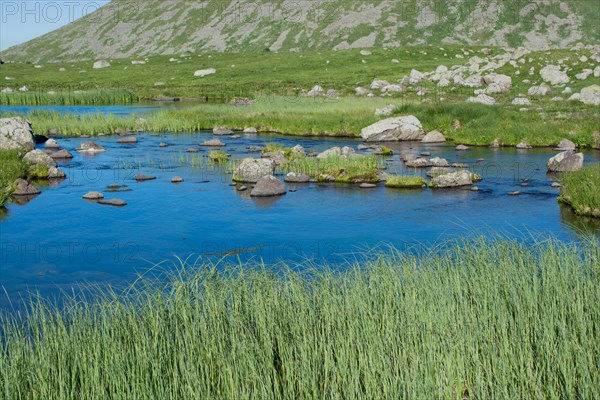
1, 107, 599, 307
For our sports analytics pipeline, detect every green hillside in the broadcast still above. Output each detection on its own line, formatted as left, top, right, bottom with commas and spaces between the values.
1, 0, 599, 63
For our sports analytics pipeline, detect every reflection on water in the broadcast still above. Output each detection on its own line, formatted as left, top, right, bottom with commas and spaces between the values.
559, 204, 600, 234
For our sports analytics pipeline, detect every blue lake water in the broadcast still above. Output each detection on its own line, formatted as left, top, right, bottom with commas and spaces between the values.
1, 129, 599, 307
0, 103, 191, 117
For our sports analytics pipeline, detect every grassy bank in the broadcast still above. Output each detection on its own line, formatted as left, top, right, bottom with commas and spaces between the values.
0, 150, 27, 206
559, 163, 600, 217
2, 97, 598, 147
1, 239, 598, 399
1, 46, 598, 102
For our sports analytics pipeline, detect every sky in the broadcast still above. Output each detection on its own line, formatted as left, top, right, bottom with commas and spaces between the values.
0, 0, 111, 50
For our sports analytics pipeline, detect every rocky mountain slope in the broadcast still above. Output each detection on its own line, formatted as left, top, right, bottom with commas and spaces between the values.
1, 0, 599, 62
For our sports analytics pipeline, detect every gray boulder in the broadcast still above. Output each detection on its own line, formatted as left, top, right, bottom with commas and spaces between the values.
284, 172, 310, 183
421, 130, 446, 143
431, 170, 473, 188
0, 117, 35, 150
135, 174, 156, 181
92, 60, 111, 69
554, 139, 576, 151
12, 178, 41, 196
213, 127, 234, 136
98, 198, 127, 207
45, 138, 60, 149
48, 167, 66, 179
83, 192, 104, 200
317, 146, 356, 159
580, 85, 600, 106
250, 176, 286, 197
374, 104, 397, 117
547, 151, 584, 172
361, 116, 425, 142
243, 127, 258, 134
200, 139, 226, 147
516, 141, 532, 149
234, 158, 274, 183
23, 149, 56, 167
406, 158, 433, 168
48, 149, 74, 159
76, 142, 106, 153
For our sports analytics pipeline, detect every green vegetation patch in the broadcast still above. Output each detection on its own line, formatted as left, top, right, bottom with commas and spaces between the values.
285, 155, 381, 183
0, 149, 27, 206
384, 174, 427, 188
559, 163, 600, 217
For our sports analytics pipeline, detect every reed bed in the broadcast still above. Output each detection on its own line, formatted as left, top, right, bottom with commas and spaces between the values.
1, 238, 598, 399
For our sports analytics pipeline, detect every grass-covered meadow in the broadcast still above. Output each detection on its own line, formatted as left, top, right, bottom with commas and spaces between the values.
0, 238, 598, 399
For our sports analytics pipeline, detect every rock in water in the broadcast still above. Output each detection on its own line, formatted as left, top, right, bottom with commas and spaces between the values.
516, 141, 532, 149
76, 142, 106, 153
135, 174, 157, 181
421, 130, 446, 143
0, 117, 35, 150
431, 171, 474, 188
23, 149, 57, 167
547, 151, 584, 172
12, 178, 41, 196
234, 158, 274, 183
83, 192, 104, 200
171, 176, 184, 183
98, 199, 127, 207
212, 127, 234, 136
44, 138, 60, 148
284, 172, 310, 183
48, 149, 74, 159
250, 176, 286, 197
200, 139, 226, 147
48, 167, 66, 179
360, 116, 425, 142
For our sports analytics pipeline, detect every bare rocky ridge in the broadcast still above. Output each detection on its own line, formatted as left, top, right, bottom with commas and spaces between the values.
1, 0, 598, 62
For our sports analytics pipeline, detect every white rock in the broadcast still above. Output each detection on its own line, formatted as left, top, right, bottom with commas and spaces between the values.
92, 60, 110, 69
540, 65, 569, 85
580, 85, 600, 105
194, 68, 217, 77
528, 84, 552, 96
361, 116, 425, 142
409, 69, 425, 84
467, 94, 496, 105
512, 97, 531, 105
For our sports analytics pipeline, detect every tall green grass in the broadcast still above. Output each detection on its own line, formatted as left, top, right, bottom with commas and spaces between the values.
1, 239, 599, 399
0, 89, 138, 105
284, 154, 382, 183
559, 163, 600, 217
3, 96, 598, 146
0, 149, 27, 206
